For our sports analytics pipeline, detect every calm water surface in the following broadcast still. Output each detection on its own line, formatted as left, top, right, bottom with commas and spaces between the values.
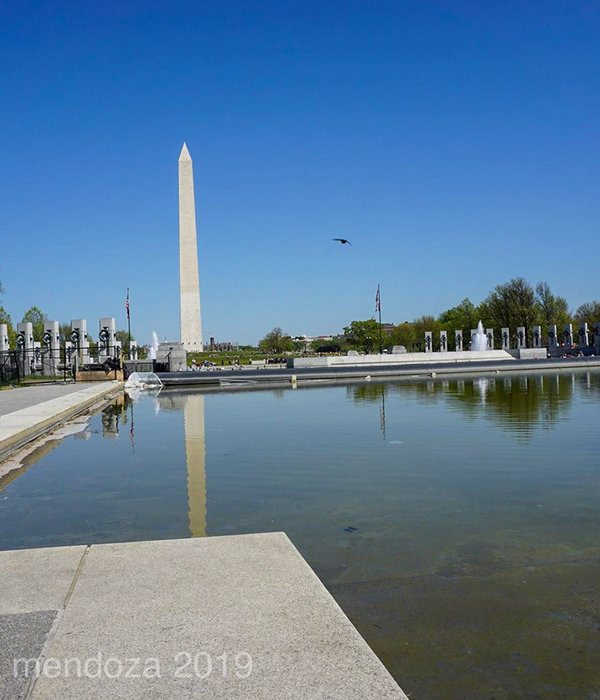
1, 370, 599, 699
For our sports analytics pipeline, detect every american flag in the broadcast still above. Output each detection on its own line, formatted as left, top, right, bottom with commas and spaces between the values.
125, 289, 130, 319
375, 286, 380, 313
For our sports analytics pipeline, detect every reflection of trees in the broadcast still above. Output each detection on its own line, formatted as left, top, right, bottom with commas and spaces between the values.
349, 371, 597, 439
347, 382, 388, 404
439, 375, 575, 438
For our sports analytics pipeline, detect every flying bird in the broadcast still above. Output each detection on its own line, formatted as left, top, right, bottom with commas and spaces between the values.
332, 238, 352, 246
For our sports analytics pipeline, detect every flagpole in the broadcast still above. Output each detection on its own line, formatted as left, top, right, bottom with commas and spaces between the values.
377, 284, 383, 354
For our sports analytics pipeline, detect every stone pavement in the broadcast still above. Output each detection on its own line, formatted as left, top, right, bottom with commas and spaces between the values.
0, 383, 93, 416
0, 534, 408, 699
0, 382, 122, 460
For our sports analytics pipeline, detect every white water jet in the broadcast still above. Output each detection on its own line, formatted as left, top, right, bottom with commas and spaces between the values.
475, 377, 489, 404
471, 321, 488, 351
147, 331, 159, 360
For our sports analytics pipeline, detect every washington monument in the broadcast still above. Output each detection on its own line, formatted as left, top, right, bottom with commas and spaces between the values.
178, 143, 203, 351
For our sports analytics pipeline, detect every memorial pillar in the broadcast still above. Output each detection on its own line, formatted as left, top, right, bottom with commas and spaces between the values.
548, 325, 558, 352
563, 323, 573, 349
501, 328, 510, 350
99, 317, 117, 361
516, 326, 526, 349
486, 328, 494, 350
17, 322, 34, 375
424, 331, 433, 353
578, 322, 589, 347
439, 330, 447, 352
70, 319, 90, 366
42, 321, 60, 375
532, 325, 542, 348
0, 324, 9, 352
455, 330, 463, 351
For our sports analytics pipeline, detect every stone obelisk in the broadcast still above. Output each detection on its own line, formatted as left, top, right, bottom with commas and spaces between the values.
179, 143, 203, 351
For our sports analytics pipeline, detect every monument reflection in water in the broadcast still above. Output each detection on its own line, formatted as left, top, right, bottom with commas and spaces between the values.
0, 370, 598, 699
155, 391, 207, 537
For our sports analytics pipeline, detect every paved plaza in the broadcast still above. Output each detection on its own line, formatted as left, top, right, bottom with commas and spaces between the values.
0, 383, 97, 417
0, 534, 407, 699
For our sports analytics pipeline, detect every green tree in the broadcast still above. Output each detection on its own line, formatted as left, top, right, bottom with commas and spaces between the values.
334, 334, 351, 352
535, 281, 571, 328
0, 306, 16, 347
479, 278, 538, 343
388, 322, 417, 350
292, 339, 308, 353
310, 337, 343, 353
258, 327, 294, 353
115, 330, 136, 357
21, 306, 48, 342
116, 330, 134, 344
438, 298, 480, 334
343, 319, 383, 353
59, 323, 71, 342
574, 300, 600, 330
412, 315, 444, 350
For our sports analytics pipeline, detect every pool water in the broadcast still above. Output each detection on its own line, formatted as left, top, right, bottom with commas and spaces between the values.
1, 370, 599, 699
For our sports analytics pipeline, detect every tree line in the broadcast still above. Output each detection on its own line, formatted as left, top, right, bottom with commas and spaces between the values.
259, 278, 600, 354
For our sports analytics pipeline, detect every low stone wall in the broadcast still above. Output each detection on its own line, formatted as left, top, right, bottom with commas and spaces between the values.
288, 350, 514, 369
509, 348, 548, 359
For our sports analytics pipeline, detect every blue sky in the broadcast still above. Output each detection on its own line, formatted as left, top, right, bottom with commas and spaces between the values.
1, 1, 598, 346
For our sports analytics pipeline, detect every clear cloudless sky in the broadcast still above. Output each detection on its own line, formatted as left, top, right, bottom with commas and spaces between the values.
1, 0, 598, 346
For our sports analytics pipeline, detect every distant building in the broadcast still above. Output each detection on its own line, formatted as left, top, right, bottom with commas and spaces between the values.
206, 338, 239, 352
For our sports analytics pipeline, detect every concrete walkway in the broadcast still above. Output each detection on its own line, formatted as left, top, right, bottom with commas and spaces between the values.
0, 382, 123, 461
0, 534, 407, 699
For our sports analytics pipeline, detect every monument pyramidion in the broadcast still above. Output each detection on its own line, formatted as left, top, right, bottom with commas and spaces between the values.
178, 142, 203, 352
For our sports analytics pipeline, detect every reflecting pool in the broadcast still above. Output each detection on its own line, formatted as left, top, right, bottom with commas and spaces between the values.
1, 370, 599, 699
